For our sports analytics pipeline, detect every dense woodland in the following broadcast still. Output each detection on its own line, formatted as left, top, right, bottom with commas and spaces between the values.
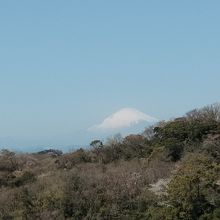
0, 104, 220, 220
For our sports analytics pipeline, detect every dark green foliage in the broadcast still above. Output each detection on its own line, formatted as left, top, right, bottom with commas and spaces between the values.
162, 154, 220, 220
202, 140, 220, 162
121, 135, 152, 159
151, 105, 220, 162
11, 171, 36, 187
63, 175, 85, 218
89, 134, 152, 164
19, 188, 37, 220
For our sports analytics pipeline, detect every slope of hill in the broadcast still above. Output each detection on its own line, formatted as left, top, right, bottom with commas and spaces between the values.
0, 104, 220, 220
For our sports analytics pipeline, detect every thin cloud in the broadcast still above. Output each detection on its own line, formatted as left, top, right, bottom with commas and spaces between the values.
89, 108, 158, 131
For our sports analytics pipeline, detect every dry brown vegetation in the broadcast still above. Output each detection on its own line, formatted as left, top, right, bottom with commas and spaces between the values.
0, 104, 220, 219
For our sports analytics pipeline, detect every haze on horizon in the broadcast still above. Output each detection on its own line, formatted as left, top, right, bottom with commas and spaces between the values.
0, 1, 220, 151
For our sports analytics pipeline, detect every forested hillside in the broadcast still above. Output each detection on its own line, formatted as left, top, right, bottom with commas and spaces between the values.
0, 104, 220, 220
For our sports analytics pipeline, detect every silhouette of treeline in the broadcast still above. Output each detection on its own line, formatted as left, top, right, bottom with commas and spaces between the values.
0, 104, 220, 219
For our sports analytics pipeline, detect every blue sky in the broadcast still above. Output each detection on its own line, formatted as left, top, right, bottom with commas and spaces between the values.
0, 1, 220, 150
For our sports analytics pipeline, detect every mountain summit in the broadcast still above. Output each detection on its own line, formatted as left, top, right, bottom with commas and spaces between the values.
90, 108, 158, 131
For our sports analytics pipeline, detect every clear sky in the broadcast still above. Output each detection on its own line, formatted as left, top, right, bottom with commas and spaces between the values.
0, 1, 220, 150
